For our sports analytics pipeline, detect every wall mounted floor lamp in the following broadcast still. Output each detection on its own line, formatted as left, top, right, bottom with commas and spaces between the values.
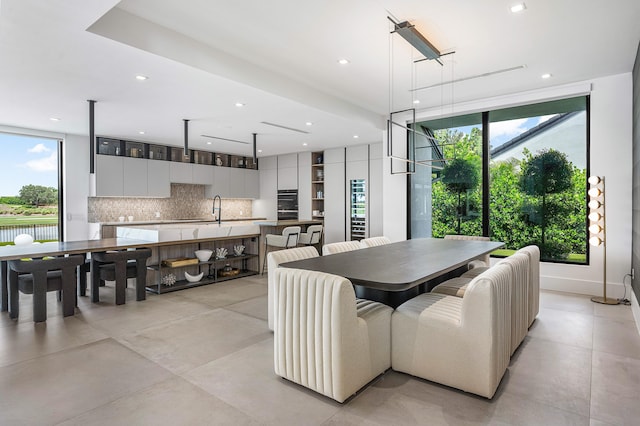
588, 175, 619, 305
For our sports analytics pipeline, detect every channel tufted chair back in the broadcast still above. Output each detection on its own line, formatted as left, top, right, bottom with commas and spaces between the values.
517, 245, 540, 326
273, 268, 392, 403
267, 246, 319, 330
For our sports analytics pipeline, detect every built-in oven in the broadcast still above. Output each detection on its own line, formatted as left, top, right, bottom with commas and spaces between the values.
277, 189, 298, 220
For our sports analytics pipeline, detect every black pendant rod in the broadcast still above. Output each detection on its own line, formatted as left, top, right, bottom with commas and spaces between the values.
88, 100, 96, 174
252, 133, 257, 164
183, 119, 190, 156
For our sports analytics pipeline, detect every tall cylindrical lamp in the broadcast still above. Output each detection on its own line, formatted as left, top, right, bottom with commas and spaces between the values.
588, 175, 619, 305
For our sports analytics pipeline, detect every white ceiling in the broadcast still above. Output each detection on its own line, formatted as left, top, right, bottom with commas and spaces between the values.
0, 0, 638, 157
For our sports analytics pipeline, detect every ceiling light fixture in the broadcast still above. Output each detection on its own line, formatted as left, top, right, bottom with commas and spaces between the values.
541, 73, 552, 79
207, 141, 212, 145
389, 17, 444, 64
138, 131, 145, 135
413, 100, 420, 104
353, 135, 359, 139
258, 149, 263, 153
510, 3, 526, 13
49, 117, 60, 122
303, 143, 308, 146
235, 102, 245, 107
135, 75, 148, 81
337, 59, 350, 65
305, 122, 313, 126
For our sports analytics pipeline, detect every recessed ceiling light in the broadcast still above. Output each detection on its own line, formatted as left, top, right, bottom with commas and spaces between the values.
510, 3, 526, 13
49, 117, 60, 122
138, 131, 145, 135
413, 99, 420, 104
353, 135, 359, 139
338, 58, 350, 65
303, 143, 308, 146
135, 75, 148, 81
235, 102, 245, 107
258, 149, 263, 153
207, 141, 212, 145
305, 122, 313, 126
541, 73, 552, 79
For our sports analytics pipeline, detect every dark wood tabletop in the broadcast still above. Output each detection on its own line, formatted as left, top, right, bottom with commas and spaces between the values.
281, 238, 504, 292
0, 238, 156, 261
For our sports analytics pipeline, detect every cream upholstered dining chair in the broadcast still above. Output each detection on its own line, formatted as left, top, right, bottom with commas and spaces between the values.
360, 236, 391, 248
298, 225, 323, 247
444, 234, 491, 269
516, 245, 540, 326
261, 226, 301, 274
273, 268, 392, 403
266, 246, 319, 331
322, 241, 362, 255
392, 263, 512, 399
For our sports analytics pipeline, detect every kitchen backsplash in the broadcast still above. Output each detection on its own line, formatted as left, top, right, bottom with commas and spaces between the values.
88, 184, 253, 223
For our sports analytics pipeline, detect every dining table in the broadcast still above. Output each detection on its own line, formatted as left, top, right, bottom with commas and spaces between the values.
0, 238, 155, 312
281, 237, 505, 307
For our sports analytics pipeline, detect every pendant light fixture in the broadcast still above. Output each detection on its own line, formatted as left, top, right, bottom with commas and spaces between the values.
183, 119, 190, 157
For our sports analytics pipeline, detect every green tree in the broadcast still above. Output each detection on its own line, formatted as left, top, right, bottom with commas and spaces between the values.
442, 157, 480, 234
519, 149, 574, 259
18, 185, 58, 207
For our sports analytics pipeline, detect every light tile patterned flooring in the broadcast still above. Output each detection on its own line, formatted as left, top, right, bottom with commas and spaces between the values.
1, 276, 639, 425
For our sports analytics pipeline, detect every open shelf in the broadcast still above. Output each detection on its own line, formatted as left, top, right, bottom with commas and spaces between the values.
146, 269, 257, 294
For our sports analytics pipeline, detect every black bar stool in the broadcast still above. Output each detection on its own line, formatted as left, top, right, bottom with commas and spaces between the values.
91, 248, 152, 305
8, 255, 85, 322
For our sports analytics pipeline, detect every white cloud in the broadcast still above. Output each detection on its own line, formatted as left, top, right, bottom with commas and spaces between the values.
28, 143, 51, 153
490, 118, 529, 139
537, 114, 557, 124
23, 152, 57, 172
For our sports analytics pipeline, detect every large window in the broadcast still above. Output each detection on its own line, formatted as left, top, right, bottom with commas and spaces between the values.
409, 96, 589, 264
0, 132, 61, 245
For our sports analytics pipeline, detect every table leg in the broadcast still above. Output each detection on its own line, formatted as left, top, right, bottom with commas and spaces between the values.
8, 269, 19, 319
115, 260, 126, 305
136, 259, 146, 302
62, 266, 75, 317
91, 258, 100, 303
1, 261, 7, 312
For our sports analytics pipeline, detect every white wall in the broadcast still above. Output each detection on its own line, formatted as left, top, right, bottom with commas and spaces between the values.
63, 133, 90, 240
381, 73, 633, 297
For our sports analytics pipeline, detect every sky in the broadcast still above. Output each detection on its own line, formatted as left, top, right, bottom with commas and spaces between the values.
452, 115, 556, 149
0, 132, 58, 196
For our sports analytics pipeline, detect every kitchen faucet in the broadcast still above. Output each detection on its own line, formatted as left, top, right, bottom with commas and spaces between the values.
212, 195, 222, 225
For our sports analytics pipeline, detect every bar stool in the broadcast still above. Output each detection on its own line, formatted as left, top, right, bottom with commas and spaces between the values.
8, 255, 85, 322
91, 248, 152, 305
298, 225, 323, 248
261, 226, 300, 274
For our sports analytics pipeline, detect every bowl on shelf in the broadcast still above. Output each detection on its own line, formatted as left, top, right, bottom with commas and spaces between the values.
194, 249, 213, 262
184, 271, 204, 283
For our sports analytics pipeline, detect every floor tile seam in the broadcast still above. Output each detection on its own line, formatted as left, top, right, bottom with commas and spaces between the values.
51, 372, 188, 426
111, 335, 188, 375
526, 332, 594, 352
500, 385, 592, 419
0, 336, 114, 369
538, 305, 596, 320
590, 346, 640, 362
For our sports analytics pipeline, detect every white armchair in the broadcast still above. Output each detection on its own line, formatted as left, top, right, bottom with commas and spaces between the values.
298, 225, 323, 246
273, 268, 392, 403
267, 246, 319, 330
517, 245, 540, 326
322, 241, 362, 255
392, 263, 512, 399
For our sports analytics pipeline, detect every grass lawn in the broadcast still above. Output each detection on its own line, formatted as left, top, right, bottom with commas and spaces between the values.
0, 215, 58, 225
491, 248, 586, 263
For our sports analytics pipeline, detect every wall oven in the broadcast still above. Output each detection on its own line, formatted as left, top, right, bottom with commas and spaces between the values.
277, 189, 298, 220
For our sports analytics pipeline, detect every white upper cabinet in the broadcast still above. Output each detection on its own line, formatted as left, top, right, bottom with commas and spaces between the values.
123, 157, 148, 196
244, 169, 260, 199
169, 162, 193, 184
192, 163, 213, 185
96, 155, 124, 197
277, 153, 298, 189
147, 160, 171, 197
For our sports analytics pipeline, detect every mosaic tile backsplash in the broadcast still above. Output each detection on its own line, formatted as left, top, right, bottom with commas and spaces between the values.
88, 184, 253, 223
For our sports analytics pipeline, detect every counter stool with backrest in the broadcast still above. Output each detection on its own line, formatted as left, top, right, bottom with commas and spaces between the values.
297, 225, 323, 249
91, 248, 152, 305
261, 226, 300, 274
8, 255, 85, 322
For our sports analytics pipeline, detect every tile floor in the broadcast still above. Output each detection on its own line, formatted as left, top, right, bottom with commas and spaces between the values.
1, 276, 639, 425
